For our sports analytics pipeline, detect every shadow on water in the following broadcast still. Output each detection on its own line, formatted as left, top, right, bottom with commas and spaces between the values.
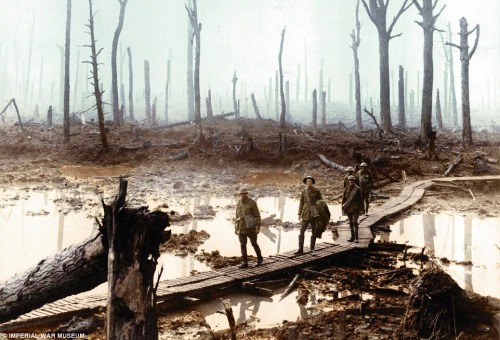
1, 185, 499, 328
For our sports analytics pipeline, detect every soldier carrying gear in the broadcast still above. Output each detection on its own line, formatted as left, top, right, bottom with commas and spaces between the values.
342, 175, 364, 242
357, 162, 374, 216
296, 175, 323, 256
235, 187, 263, 268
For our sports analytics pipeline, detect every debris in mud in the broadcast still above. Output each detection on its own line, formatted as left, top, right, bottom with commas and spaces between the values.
161, 230, 210, 256
192, 204, 216, 219
195, 249, 245, 269
157, 311, 213, 340
296, 287, 310, 305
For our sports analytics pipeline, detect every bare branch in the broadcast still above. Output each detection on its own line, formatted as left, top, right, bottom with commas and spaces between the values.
387, 0, 412, 36
360, 0, 375, 24
445, 42, 462, 50
468, 25, 480, 59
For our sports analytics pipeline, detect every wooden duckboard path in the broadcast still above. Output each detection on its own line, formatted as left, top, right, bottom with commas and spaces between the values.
2, 175, 500, 331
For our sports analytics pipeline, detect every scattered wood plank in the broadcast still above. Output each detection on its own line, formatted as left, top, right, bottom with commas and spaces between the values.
279, 274, 299, 302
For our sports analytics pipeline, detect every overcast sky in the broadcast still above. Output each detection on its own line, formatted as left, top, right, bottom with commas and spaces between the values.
0, 0, 498, 124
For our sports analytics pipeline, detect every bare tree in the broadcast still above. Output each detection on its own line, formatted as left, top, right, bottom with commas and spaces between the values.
186, 0, 194, 121
165, 58, 171, 123
312, 89, 317, 130
127, 47, 134, 120
186, 0, 203, 143
63, 0, 72, 143
278, 27, 287, 128
413, 0, 445, 142
111, 0, 128, 125
350, 0, 363, 130
398, 65, 406, 130
447, 17, 480, 146
144, 60, 151, 125
85, 0, 108, 152
250, 93, 263, 120
442, 23, 459, 127
435, 89, 443, 130
361, 0, 413, 132
232, 71, 239, 118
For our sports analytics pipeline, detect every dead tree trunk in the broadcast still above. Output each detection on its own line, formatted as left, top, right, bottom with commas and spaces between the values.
85, 0, 109, 152
447, 18, 480, 146
350, 0, 363, 131
111, 0, 128, 125
63, 0, 72, 143
127, 47, 134, 120
312, 89, 317, 130
361, 0, 413, 132
106, 178, 169, 339
186, 0, 194, 121
186, 0, 203, 143
321, 91, 326, 127
398, 65, 406, 130
0, 234, 108, 324
250, 93, 262, 120
144, 60, 152, 125
435, 89, 443, 130
47, 105, 53, 128
414, 0, 445, 142
164, 59, 171, 123
447, 23, 459, 128
206, 89, 213, 118
232, 71, 238, 118
278, 27, 287, 128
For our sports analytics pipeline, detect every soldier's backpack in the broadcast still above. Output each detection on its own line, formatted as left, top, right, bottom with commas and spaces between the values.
315, 200, 331, 238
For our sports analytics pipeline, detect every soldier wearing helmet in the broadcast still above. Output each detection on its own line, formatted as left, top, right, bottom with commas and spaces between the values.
341, 175, 364, 242
343, 166, 359, 188
235, 187, 263, 268
357, 162, 374, 216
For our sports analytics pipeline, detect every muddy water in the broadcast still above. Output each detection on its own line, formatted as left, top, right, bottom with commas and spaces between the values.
1, 185, 499, 329
376, 214, 500, 299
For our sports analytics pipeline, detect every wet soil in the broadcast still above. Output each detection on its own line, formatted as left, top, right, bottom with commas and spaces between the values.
1, 118, 500, 339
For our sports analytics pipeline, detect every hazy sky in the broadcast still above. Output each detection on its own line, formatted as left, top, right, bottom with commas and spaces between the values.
1, 0, 499, 123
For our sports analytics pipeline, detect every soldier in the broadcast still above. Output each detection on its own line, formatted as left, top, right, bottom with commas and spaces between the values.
296, 175, 323, 256
343, 166, 359, 188
235, 187, 263, 268
357, 162, 374, 216
342, 175, 364, 242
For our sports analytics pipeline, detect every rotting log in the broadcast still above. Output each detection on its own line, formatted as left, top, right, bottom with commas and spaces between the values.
444, 152, 462, 176
106, 178, 170, 339
474, 157, 499, 175
0, 179, 171, 326
317, 154, 346, 173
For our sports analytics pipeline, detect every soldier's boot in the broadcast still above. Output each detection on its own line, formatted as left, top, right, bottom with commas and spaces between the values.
364, 201, 369, 216
310, 235, 317, 256
354, 224, 359, 243
254, 244, 263, 266
239, 246, 248, 268
294, 235, 304, 255
348, 224, 355, 242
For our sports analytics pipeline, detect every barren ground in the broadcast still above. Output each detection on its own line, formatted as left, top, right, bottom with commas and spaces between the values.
1, 117, 500, 339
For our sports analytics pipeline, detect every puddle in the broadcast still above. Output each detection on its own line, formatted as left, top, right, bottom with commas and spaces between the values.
375, 214, 500, 299
1, 185, 499, 328
243, 171, 301, 186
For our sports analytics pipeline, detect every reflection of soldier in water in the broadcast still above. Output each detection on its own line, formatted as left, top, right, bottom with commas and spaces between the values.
237, 297, 265, 324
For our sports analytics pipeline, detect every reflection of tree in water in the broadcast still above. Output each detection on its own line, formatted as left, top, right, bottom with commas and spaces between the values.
423, 214, 436, 252
463, 215, 473, 291
57, 192, 65, 251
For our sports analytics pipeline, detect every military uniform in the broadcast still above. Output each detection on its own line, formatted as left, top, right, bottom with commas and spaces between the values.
297, 186, 323, 254
235, 195, 263, 268
358, 167, 374, 215
342, 180, 364, 242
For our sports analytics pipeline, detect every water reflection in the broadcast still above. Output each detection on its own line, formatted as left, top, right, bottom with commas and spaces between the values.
378, 213, 500, 299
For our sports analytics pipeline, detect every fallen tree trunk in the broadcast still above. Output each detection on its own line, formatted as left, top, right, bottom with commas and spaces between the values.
444, 152, 462, 176
151, 111, 236, 130
317, 154, 346, 173
0, 182, 171, 325
0, 234, 108, 324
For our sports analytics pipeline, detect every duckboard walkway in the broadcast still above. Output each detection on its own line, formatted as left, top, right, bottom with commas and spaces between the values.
2, 175, 500, 331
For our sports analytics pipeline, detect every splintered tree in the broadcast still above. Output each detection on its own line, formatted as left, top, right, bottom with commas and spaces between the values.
413, 0, 445, 142
85, 0, 109, 152
447, 17, 480, 146
350, 0, 363, 130
278, 27, 286, 128
186, 0, 195, 121
186, 0, 203, 143
398, 65, 406, 130
111, 0, 128, 125
361, 0, 413, 132
63, 0, 72, 143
